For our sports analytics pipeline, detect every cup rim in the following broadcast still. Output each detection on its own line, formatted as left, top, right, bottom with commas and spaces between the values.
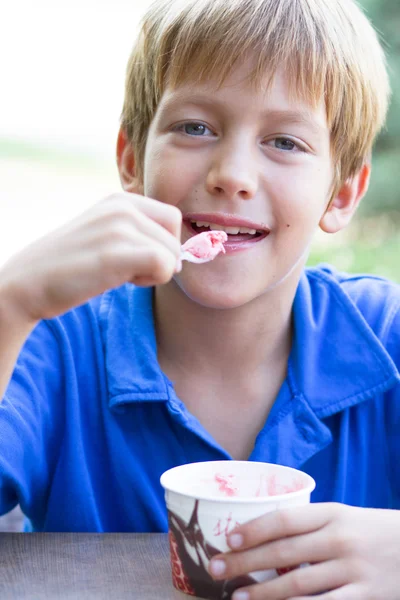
160, 461, 316, 504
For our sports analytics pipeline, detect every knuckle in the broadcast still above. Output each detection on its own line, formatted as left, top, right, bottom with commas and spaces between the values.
273, 540, 293, 565
246, 583, 266, 600
346, 557, 367, 580
98, 193, 118, 205
101, 194, 131, 212
111, 205, 136, 224
287, 567, 308, 596
226, 555, 247, 579
331, 529, 358, 556
97, 199, 132, 224
105, 222, 133, 244
276, 509, 293, 535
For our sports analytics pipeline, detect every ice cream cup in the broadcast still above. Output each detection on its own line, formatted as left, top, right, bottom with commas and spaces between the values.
160, 460, 316, 599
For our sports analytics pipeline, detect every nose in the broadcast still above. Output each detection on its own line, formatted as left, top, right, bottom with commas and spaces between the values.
205, 141, 258, 201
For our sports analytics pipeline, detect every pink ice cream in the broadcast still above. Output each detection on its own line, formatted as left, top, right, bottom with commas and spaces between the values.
212, 473, 305, 498
180, 231, 228, 265
215, 474, 238, 497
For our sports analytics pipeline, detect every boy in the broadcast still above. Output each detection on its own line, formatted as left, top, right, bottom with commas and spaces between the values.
1, 0, 399, 597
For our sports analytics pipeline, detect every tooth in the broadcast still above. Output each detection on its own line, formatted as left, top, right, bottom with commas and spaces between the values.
238, 227, 257, 234
209, 224, 224, 231
191, 221, 259, 234
195, 221, 209, 227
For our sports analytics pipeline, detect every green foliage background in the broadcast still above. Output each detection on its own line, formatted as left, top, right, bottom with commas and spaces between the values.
358, 0, 400, 217
308, 0, 400, 281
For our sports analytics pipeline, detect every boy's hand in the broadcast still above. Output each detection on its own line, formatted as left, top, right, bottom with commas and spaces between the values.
209, 503, 400, 599
0, 193, 182, 323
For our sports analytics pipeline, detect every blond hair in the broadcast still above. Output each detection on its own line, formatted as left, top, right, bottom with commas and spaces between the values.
121, 0, 390, 191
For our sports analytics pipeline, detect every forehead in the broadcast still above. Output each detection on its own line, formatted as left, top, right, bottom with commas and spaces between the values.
159, 61, 328, 131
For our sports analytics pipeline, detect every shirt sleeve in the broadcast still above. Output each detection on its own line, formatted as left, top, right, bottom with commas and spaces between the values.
0, 319, 65, 519
384, 305, 400, 506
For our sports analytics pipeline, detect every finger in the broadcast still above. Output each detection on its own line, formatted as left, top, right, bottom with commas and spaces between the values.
228, 503, 339, 551
211, 529, 336, 580
123, 192, 182, 239
290, 583, 364, 600
133, 258, 181, 287
127, 208, 182, 259
98, 235, 178, 287
231, 559, 350, 600
129, 244, 178, 286
95, 202, 182, 263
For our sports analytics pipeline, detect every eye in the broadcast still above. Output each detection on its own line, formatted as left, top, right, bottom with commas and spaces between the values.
267, 137, 306, 152
174, 122, 213, 136
275, 138, 296, 151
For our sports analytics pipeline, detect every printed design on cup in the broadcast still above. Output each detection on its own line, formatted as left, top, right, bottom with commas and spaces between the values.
168, 499, 257, 599
169, 530, 196, 595
213, 512, 240, 538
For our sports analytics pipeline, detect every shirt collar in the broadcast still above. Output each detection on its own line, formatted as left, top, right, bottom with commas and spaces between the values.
290, 268, 400, 418
100, 270, 400, 413
99, 284, 171, 409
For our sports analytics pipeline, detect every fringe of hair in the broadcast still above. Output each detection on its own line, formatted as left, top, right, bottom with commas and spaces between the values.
121, 0, 390, 189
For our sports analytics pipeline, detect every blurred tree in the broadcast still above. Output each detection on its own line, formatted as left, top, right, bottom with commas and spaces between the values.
357, 0, 400, 217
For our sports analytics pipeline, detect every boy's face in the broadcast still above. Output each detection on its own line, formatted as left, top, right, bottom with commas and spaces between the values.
126, 60, 363, 309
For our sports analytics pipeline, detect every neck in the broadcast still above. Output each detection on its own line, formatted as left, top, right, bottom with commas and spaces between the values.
154, 274, 300, 382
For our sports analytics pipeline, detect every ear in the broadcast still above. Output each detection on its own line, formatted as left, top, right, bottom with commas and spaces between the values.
116, 127, 143, 194
319, 163, 371, 234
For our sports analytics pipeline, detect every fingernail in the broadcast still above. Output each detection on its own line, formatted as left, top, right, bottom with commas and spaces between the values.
228, 533, 244, 549
174, 258, 182, 273
209, 559, 226, 577
232, 591, 250, 600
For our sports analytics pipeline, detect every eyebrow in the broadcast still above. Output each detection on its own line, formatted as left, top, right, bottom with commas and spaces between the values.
160, 93, 324, 134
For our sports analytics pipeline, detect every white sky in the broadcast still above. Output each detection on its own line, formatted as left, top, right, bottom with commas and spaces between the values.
0, 0, 154, 262
1, 0, 153, 160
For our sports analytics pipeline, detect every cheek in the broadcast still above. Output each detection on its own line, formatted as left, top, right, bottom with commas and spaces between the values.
144, 145, 201, 207
272, 167, 331, 224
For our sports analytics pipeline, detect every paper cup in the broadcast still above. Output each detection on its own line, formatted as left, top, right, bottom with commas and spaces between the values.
160, 460, 316, 599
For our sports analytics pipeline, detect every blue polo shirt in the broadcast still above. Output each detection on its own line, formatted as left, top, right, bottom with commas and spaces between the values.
0, 265, 399, 532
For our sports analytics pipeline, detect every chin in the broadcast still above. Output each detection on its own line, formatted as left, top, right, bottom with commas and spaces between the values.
174, 272, 266, 310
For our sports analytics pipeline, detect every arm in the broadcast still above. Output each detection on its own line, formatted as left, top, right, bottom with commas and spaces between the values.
0, 285, 37, 402
0, 192, 181, 519
0, 318, 65, 520
0, 192, 181, 402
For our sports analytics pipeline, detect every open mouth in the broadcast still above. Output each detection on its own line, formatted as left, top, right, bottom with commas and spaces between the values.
187, 220, 267, 243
